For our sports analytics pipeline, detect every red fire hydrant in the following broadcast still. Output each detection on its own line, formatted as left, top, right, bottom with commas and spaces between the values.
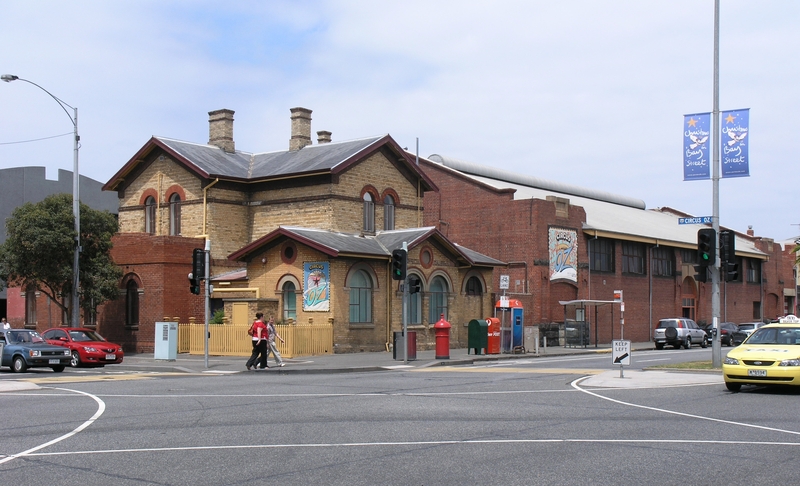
434, 314, 451, 359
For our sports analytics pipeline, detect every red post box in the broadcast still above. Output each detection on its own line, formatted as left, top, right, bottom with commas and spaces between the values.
485, 317, 501, 354
433, 314, 451, 359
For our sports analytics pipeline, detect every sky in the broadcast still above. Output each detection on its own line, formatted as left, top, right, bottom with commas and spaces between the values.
1, 0, 798, 242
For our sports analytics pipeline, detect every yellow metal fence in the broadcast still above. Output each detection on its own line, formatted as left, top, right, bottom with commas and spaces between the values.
178, 324, 333, 358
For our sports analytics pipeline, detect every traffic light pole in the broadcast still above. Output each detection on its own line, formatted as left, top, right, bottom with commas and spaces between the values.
711, 0, 722, 368
402, 242, 408, 365
204, 239, 211, 369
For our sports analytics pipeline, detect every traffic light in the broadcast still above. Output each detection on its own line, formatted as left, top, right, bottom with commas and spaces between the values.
719, 230, 735, 263
192, 248, 205, 280
407, 275, 421, 294
391, 249, 407, 281
697, 228, 716, 266
724, 262, 739, 282
693, 264, 708, 283
188, 273, 200, 295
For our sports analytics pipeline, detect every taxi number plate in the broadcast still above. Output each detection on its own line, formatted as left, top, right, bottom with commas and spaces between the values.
105, 354, 116, 360
748, 369, 767, 377
48, 359, 60, 364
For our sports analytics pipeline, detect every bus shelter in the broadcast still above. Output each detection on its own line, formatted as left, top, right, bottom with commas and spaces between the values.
558, 299, 622, 348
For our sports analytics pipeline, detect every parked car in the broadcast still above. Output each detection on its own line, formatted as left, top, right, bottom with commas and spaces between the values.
735, 322, 768, 342
653, 318, 708, 349
702, 322, 739, 346
0, 329, 72, 373
41, 328, 124, 368
723, 315, 800, 392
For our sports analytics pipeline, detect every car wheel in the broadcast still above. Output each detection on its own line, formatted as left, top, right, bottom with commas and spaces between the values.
655, 343, 664, 350
725, 382, 741, 392
70, 351, 81, 368
12, 356, 27, 373
684, 337, 692, 349
701, 336, 708, 348
52, 365, 65, 373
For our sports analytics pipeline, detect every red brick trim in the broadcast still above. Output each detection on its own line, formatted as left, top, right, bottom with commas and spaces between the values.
164, 185, 186, 203
360, 185, 379, 200
139, 189, 159, 206
380, 188, 400, 206
281, 242, 298, 265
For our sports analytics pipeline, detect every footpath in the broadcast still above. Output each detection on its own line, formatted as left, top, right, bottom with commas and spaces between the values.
1, 342, 726, 391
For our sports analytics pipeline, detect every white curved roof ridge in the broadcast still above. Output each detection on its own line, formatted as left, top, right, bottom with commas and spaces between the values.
428, 154, 646, 210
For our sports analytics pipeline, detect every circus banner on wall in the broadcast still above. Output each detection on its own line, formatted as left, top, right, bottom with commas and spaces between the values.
549, 227, 577, 282
303, 262, 330, 311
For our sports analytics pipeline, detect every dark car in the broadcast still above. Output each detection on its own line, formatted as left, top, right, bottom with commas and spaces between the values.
0, 329, 72, 373
702, 322, 739, 346
42, 327, 124, 368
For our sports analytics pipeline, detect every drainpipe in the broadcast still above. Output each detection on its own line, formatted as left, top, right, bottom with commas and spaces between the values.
386, 257, 392, 352
201, 178, 219, 238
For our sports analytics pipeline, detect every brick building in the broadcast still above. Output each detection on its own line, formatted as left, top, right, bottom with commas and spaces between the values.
100, 108, 502, 353
420, 154, 797, 344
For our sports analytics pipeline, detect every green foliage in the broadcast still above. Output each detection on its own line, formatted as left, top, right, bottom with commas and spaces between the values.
210, 308, 225, 324
0, 194, 122, 324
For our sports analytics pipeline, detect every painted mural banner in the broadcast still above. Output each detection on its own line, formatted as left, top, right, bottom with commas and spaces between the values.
303, 262, 330, 311
549, 227, 577, 282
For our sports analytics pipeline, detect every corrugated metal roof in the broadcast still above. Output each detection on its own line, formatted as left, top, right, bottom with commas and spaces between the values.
428, 155, 765, 258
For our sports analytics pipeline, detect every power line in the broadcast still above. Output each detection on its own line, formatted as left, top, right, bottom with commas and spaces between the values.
0, 132, 72, 145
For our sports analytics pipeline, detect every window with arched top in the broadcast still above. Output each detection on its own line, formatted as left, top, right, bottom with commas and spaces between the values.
363, 193, 375, 233
126, 279, 139, 327
144, 196, 156, 234
383, 194, 395, 230
282, 281, 297, 321
169, 193, 181, 236
428, 276, 449, 323
349, 269, 373, 323
465, 276, 483, 296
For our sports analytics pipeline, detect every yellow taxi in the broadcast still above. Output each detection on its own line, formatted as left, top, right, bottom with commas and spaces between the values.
723, 315, 800, 392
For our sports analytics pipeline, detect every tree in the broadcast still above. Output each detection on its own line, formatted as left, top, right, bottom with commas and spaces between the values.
0, 194, 122, 325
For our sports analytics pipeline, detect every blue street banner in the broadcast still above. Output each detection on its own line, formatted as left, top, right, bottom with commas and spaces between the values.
721, 108, 750, 178
683, 113, 711, 180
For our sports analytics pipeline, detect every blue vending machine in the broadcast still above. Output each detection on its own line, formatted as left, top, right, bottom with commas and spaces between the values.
495, 299, 524, 353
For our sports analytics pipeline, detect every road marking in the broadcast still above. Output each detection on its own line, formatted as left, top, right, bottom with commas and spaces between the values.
0, 387, 105, 465
18, 437, 800, 459
571, 377, 800, 436
416, 367, 605, 375
20, 374, 173, 384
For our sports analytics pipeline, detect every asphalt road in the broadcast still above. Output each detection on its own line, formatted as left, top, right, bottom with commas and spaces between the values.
2, 349, 799, 485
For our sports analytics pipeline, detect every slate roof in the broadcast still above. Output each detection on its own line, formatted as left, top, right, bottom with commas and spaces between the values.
426, 154, 767, 259
104, 134, 437, 191
228, 226, 505, 267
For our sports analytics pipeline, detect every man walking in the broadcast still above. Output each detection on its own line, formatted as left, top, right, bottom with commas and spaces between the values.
265, 316, 286, 367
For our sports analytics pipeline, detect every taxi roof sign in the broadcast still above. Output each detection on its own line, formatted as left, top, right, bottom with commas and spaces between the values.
778, 315, 800, 323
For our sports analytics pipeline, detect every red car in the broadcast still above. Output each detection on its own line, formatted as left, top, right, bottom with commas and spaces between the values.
42, 328, 124, 367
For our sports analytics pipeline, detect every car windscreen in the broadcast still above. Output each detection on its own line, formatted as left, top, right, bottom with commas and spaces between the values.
69, 330, 105, 342
738, 324, 755, 331
746, 327, 800, 345
8, 330, 45, 344
657, 320, 679, 328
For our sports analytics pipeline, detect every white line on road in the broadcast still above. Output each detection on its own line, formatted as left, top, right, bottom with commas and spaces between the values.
0, 387, 105, 465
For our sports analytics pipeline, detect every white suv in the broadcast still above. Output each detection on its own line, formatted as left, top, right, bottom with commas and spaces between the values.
653, 318, 708, 350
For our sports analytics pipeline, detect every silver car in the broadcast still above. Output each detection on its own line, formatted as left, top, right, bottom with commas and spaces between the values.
653, 318, 708, 350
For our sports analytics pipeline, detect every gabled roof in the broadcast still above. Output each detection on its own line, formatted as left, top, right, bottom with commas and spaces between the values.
228, 226, 505, 267
104, 134, 437, 192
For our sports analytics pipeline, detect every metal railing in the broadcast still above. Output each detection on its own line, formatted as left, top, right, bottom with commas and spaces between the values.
178, 323, 333, 358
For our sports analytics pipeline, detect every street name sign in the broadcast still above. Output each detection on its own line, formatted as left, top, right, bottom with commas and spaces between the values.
678, 216, 713, 225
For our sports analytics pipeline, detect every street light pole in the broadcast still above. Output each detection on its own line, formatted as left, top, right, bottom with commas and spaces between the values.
2, 74, 81, 326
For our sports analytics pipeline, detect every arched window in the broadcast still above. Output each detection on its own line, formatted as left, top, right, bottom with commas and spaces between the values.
282, 281, 297, 321
144, 196, 156, 234
126, 280, 139, 327
363, 193, 375, 233
408, 274, 423, 325
383, 194, 395, 230
169, 193, 181, 236
349, 269, 373, 323
465, 276, 483, 296
428, 276, 448, 323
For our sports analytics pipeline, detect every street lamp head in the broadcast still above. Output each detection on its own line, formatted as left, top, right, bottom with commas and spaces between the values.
1, 74, 19, 82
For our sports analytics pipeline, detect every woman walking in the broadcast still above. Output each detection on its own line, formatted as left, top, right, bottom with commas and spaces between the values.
245, 313, 268, 370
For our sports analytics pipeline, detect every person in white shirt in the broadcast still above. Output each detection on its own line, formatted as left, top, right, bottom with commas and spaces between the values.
265, 316, 286, 367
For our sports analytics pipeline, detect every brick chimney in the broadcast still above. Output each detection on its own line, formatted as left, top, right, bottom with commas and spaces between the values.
290, 107, 312, 150
317, 130, 332, 144
208, 109, 235, 153
747, 225, 754, 237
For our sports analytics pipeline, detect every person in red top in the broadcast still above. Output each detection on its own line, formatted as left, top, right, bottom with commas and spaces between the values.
246, 313, 269, 370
